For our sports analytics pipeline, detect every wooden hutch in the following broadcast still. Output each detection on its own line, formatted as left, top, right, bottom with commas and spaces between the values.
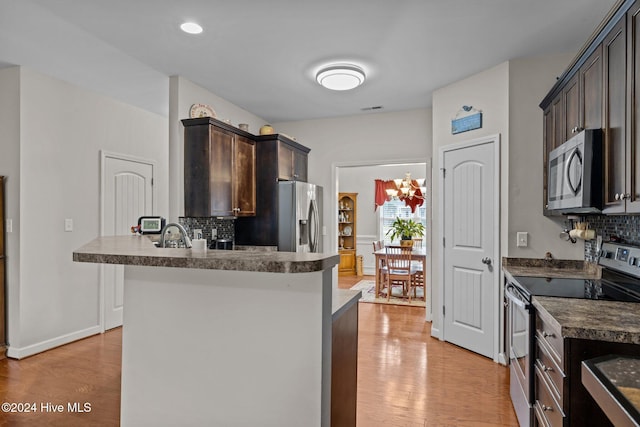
338, 193, 357, 276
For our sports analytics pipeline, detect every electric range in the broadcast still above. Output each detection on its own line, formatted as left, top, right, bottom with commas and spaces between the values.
513, 242, 640, 303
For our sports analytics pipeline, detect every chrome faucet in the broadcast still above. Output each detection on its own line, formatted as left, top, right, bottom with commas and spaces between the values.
159, 223, 192, 248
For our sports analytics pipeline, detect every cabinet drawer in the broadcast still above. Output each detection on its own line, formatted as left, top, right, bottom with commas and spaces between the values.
536, 337, 565, 404
536, 315, 563, 368
534, 365, 565, 427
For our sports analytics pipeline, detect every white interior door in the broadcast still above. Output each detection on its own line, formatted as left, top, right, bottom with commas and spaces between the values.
441, 136, 498, 359
102, 153, 154, 330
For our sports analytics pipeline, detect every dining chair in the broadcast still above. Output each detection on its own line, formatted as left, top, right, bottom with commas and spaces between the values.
411, 239, 425, 301
384, 245, 417, 301
373, 240, 387, 295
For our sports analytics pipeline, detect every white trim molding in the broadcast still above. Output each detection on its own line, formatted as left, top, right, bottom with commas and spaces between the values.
7, 325, 101, 359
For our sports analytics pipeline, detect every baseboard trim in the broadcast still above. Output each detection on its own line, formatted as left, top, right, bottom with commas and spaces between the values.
7, 325, 102, 359
431, 326, 441, 340
497, 352, 508, 366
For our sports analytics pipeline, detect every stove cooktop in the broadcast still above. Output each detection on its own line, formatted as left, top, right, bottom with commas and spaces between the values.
512, 275, 640, 302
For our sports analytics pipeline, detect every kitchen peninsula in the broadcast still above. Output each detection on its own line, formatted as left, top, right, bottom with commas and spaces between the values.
73, 236, 358, 427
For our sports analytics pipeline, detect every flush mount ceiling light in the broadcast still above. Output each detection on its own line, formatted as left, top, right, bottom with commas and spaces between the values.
316, 64, 366, 91
180, 22, 203, 34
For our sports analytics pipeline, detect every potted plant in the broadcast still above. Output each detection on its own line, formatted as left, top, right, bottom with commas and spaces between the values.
386, 218, 425, 247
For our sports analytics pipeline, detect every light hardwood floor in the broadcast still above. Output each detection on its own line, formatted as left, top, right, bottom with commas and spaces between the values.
0, 275, 517, 426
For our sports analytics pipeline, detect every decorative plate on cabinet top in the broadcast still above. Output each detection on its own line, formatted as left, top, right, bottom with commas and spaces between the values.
343, 226, 352, 236
189, 103, 216, 118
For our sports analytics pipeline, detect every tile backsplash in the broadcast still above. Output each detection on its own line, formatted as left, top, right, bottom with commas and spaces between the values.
584, 215, 640, 261
179, 217, 235, 243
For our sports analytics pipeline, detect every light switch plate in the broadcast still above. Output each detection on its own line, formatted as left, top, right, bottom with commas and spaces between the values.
5, 219, 12, 233
517, 231, 528, 247
65, 218, 73, 232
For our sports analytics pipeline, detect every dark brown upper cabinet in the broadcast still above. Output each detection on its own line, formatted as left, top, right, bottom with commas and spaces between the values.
626, 1, 640, 213
234, 135, 310, 246
540, 0, 640, 215
603, 19, 627, 213
183, 118, 256, 217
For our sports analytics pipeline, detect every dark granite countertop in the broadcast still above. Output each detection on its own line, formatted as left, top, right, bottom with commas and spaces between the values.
502, 257, 600, 279
73, 236, 339, 274
504, 257, 640, 345
582, 355, 640, 425
533, 296, 640, 345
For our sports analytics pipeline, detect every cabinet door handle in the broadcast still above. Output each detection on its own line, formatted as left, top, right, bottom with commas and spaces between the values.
543, 364, 554, 373
623, 193, 631, 200
615, 193, 620, 201
542, 331, 555, 338
542, 405, 553, 412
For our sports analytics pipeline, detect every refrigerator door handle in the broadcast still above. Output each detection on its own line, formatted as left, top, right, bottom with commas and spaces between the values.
310, 198, 319, 252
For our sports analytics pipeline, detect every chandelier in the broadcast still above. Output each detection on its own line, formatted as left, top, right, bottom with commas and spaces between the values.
386, 173, 426, 200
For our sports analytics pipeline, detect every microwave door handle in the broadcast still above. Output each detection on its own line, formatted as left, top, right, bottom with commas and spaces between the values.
565, 148, 583, 195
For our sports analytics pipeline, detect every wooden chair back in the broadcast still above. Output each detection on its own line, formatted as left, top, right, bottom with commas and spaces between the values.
372, 240, 384, 252
385, 245, 413, 274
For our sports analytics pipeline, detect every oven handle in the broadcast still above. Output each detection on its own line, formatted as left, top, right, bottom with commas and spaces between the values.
505, 283, 531, 311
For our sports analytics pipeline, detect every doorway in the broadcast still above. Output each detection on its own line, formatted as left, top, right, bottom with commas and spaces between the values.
439, 135, 500, 360
100, 151, 155, 331
333, 159, 432, 321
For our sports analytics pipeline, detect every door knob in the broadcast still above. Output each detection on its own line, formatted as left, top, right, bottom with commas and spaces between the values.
481, 257, 492, 265
615, 193, 620, 201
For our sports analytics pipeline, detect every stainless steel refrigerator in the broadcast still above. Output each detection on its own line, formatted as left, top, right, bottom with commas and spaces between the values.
277, 181, 323, 253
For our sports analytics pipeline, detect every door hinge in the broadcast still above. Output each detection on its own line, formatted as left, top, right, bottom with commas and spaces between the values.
441, 168, 446, 178
443, 237, 445, 247
443, 305, 445, 317
151, 178, 154, 186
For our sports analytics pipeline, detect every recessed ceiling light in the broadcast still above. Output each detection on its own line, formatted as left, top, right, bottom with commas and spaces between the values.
316, 64, 366, 91
180, 22, 203, 34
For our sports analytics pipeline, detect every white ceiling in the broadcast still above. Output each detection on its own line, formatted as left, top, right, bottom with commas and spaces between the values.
0, 0, 619, 122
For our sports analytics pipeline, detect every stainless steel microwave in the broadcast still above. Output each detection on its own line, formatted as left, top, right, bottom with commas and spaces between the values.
547, 129, 602, 213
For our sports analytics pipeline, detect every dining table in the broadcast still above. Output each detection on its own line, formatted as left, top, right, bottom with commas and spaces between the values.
373, 246, 427, 298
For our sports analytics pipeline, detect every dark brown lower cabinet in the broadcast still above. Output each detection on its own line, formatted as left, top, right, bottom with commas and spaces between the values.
331, 300, 358, 426
534, 311, 640, 426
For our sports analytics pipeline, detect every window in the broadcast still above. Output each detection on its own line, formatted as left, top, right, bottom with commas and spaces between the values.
379, 199, 427, 245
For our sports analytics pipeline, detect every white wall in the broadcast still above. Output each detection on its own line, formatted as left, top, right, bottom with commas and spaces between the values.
431, 62, 510, 339
0, 67, 22, 349
338, 163, 426, 274
508, 53, 583, 258
168, 76, 268, 221
3, 67, 168, 358
274, 108, 432, 254
430, 53, 583, 353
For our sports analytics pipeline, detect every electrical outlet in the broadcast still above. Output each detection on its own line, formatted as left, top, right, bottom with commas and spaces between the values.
65, 218, 73, 232
193, 228, 203, 239
517, 231, 528, 247
212, 228, 217, 239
